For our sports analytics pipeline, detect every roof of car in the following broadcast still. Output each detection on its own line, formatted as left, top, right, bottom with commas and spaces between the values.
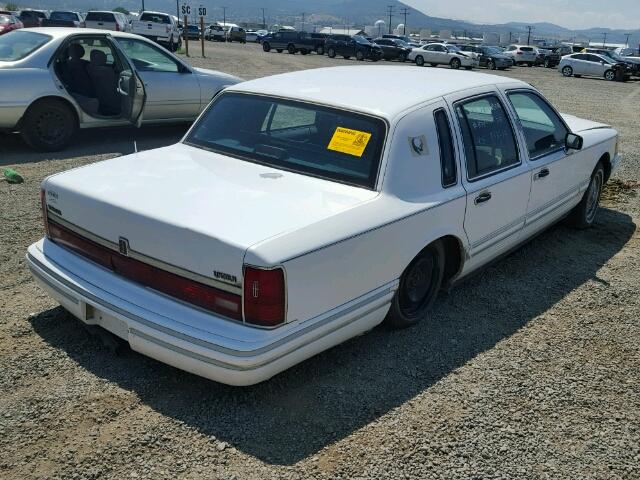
24, 27, 153, 40
227, 66, 524, 119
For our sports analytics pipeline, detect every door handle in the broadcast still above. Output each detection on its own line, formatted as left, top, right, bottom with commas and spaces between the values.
536, 168, 550, 180
474, 191, 492, 204
117, 77, 128, 96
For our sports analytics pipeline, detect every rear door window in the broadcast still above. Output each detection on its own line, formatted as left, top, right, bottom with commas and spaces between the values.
434, 109, 457, 187
455, 95, 519, 180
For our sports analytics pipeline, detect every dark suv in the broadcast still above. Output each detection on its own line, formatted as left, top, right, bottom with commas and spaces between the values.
261, 30, 327, 54
325, 35, 382, 61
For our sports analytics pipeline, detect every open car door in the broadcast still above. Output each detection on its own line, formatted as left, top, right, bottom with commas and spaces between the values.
109, 35, 146, 127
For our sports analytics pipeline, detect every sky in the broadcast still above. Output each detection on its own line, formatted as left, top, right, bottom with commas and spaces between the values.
404, 0, 640, 30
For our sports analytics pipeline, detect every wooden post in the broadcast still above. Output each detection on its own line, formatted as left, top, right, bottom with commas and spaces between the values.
183, 14, 189, 56
200, 16, 205, 57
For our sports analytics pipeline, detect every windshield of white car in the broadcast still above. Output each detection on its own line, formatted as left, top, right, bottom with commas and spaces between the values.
185, 93, 387, 189
0, 31, 51, 61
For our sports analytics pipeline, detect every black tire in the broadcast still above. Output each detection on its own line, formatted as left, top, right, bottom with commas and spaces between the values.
327, 47, 336, 58
21, 99, 77, 152
316, 45, 325, 55
604, 69, 615, 81
568, 163, 605, 229
562, 65, 573, 77
397, 52, 406, 62
385, 241, 445, 329
415, 55, 424, 66
544, 58, 551, 68
276, 49, 283, 53
287, 44, 297, 54
356, 50, 365, 61
168, 36, 177, 51
450, 57, 461, 69
487, 59, 496, 70
262, 42, 271, 52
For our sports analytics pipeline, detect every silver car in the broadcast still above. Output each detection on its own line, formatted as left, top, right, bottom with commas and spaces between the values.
559, 53, 624, 81
0, 28, 242, 151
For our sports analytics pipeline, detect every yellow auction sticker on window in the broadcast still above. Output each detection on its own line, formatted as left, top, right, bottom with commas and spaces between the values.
327, 127, 372, 157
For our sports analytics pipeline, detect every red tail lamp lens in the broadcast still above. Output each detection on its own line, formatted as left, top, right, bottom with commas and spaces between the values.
243, 267, 285, 327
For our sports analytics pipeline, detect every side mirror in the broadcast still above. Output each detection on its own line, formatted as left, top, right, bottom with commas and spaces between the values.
565, 133, 583, 151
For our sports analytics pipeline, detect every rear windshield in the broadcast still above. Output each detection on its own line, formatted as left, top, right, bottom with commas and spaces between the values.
21, 10, 46, 19
140, 13, 170, 23
50, 11, 79, 21
521, 47, 534, 51
0, 15, 11, 24
0, 30, 51, 61
86, 12, 115, 22
185, 93, 387, 189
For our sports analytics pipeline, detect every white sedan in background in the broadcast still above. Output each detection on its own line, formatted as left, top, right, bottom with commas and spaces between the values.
28, 66, 620, 386
408, 43, 478, 69
0, 28, 241, 151
559, 53, 624, 81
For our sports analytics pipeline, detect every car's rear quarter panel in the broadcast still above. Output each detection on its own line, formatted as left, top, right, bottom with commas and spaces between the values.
248, 104, 468, 324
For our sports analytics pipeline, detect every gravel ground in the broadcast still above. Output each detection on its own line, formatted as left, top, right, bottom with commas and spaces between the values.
1, 41, 639, 480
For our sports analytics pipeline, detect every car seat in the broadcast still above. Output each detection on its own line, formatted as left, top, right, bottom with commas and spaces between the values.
66, 43, 94, 97
88, 49, 121, 116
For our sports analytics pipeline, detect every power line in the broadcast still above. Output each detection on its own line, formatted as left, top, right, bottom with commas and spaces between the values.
386, 5, 395, 35
400, 7, 409, 35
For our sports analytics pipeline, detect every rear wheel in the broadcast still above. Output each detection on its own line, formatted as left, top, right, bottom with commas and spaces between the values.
604, 69, 615, 81
316, 45, 325, 55
327, 47, 336, 58
356, 50, 365, 61
397, 52, 406, 62
262, 42, 271, 52
21, 99, 77, 152
568, 163, 604, 228
450, 57, 461, 69
287, 44, 297, 54
415, 55, 424, 66
385, 241, 445, 329
562, 65, 573, 77
544, 58, 551, 68
487, 59, 496, 70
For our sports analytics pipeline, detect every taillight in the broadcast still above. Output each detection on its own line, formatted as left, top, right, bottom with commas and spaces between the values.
115, 22, 120, 31
40, 189, 50, 238
243, 266, 285, 327
516, 51, 523, 55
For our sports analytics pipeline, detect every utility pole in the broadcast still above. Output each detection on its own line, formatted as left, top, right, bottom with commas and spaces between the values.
176, 0, 179, 19
400, 7, 409, 35
301, 12, 305, 31
141, 0, 145, 11
222, 6, 227, 28
624, 33, 631, 47
509, 31, 512, 43
386, 5, 394, 34
526, 25, 533, 45
602, 32, 607, 47
261, 8, 266, 29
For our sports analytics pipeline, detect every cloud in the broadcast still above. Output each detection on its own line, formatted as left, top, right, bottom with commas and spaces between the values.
403, 0, 640, 30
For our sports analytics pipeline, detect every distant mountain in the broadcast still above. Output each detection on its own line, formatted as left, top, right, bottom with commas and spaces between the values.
6, 0, 639, 44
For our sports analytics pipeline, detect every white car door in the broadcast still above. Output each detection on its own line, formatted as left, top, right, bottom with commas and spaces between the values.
447, 89, 532, 270
502, 89, 589, 236
113, 37, 201, 120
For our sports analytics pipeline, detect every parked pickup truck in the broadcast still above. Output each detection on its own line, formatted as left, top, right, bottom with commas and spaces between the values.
131, 11, 181, 51
41, 11, 84, 28
261, 30, 327, 55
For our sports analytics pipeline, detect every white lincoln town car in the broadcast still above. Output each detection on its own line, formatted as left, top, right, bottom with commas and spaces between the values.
28, 66, 620, 385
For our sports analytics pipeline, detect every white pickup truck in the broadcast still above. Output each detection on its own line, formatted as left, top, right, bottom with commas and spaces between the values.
131, 11, 181, 51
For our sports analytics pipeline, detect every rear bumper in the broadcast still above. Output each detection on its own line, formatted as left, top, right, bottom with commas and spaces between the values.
27, 239, 394, 386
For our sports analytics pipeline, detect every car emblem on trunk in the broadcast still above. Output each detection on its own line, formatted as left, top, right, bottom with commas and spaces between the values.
118, 237, 130, 256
